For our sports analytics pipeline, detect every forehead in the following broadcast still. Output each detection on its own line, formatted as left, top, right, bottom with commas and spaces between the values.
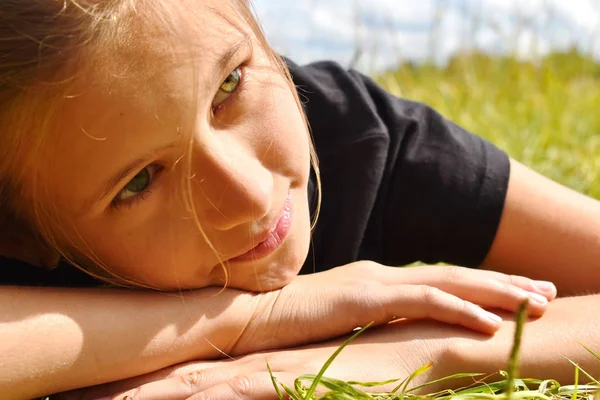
89, 0, 249, 92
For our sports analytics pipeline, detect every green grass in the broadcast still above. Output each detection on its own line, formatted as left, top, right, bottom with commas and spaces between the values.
376, 49, 600, 199
267, 50, 600, 399
42, 49, 600, 400
270, 302, 600, 400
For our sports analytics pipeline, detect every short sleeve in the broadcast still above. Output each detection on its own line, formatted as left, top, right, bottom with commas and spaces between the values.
0, 60, 512, 286
287, 60, 511, 272
369, 91, 511, 267
0, 257, 99, 287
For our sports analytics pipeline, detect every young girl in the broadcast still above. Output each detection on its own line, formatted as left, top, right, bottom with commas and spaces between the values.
1, 0, 599, 399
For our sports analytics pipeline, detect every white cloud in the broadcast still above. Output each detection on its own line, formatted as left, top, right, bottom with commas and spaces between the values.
252, 0, 600, 71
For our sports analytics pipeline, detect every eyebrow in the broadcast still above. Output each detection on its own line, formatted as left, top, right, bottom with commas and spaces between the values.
215, 35, 252, 78
93, 142, 179, 207
90, 37, 253, 209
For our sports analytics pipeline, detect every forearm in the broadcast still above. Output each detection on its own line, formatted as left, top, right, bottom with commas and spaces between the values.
485, 159, 600, 296
451, 294, 600, 386
0, 285, 255, 399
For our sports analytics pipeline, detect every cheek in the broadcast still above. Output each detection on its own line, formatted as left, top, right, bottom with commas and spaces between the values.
241, 82, 311, 178
70, 210, 213, 289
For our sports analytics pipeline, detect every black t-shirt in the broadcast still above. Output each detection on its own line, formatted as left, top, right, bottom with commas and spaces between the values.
0, 60, 510, 287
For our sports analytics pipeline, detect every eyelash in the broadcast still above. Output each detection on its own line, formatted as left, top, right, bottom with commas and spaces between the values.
111, 164, 164, 210
211, 64, 246, 116
112, 186, 154, 210
110, 64, 247, 211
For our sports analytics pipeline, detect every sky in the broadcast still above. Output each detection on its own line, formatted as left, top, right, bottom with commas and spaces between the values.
252, 0, 600, 72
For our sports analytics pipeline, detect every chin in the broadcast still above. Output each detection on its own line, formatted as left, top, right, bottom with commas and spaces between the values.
233, 258, 303, 292
229, 244, 308, 292
226, 191, 312, 293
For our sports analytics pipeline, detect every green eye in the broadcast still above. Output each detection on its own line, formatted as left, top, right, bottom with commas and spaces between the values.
116, 168, 151, 201
212, 67, 242, 109
221, 68, 241, 93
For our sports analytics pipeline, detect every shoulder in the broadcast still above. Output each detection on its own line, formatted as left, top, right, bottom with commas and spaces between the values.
283, 58, 454, 151
284, 58, 386, 118
287, 58, 511, 272
284, 58, 396, 155
285, 59, 367, 101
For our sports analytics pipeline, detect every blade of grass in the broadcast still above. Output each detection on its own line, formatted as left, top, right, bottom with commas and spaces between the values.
577, 342, 600, 362
397, 362, 433, 399
390, 376, 410, 394
267, 361, 285, 400
320, 392, 362, 400
537, 379, 560, 395
571, 365, 579, 400
346, 378, 401, 387
505, 300, 528, 400
407, 373, 485, 393
559, 385, 600, 394
308, 376, 373, 399
564, 358, 600, 385
301, 322, 374, 400
282, 383, 304, 400
429, 373, 505, 398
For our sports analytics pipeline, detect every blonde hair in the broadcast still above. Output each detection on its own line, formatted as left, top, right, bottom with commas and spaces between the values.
0, 0, 322, 288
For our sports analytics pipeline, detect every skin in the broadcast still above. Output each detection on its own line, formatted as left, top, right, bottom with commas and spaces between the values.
485, 160, 600, 296
0, 265, 555, 398
69, 294, 600, 400
60, 158, 600, 400
3, 0, 600, 398
26, 0, 312, 292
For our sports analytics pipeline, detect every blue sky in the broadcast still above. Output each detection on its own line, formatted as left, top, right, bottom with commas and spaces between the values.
252, 0, 600, 72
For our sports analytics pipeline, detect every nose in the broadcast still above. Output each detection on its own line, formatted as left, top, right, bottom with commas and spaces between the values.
189, 136, 273, 231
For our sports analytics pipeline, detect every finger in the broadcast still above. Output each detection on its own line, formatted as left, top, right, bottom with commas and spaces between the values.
55, 360, 228, 400
479, 269, 557, 300
435, 266, 551, 317
431, 266, 557, 300
113, 361, 265, 400
395, 265, 556, 300
186, 372, 301, 400
373, 285, 503, 334
392, 266, 552, 317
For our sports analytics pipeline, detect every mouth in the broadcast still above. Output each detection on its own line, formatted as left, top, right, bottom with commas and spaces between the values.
228, 192, 293, 263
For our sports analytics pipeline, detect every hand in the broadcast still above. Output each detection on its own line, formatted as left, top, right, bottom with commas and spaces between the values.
227, 262, 555, 355
59, 320, 472, 400
53, 264, 557, 399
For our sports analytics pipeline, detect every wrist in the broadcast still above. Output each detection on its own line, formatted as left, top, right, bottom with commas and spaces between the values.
404, 320, 517, 393
166, 288, 262, 361
445, 325, 514, 381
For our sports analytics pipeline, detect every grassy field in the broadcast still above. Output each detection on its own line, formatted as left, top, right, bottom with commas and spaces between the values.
269, 51, 600, 399
44, 49, 600, 400
376, 49, 600, 199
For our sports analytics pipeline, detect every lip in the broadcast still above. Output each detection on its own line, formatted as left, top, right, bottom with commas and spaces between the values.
229, 193, 293, 263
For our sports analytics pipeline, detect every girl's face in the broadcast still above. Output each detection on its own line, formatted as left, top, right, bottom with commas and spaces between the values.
25, 0, 312, 291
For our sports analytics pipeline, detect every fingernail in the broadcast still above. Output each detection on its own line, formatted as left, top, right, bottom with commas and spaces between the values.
484, 311, 503, 324
534, 280, 555, 292
529, 292, 548, 305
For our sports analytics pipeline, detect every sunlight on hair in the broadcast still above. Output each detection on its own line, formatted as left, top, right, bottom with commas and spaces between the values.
0, 0, 322, 291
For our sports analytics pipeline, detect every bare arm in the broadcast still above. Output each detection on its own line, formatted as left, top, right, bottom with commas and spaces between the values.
0, 285, 258, 399
65, 294, 600, 400
452, 294, 600, 387
2, 264, 555, 399
484, 158, 600, 295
